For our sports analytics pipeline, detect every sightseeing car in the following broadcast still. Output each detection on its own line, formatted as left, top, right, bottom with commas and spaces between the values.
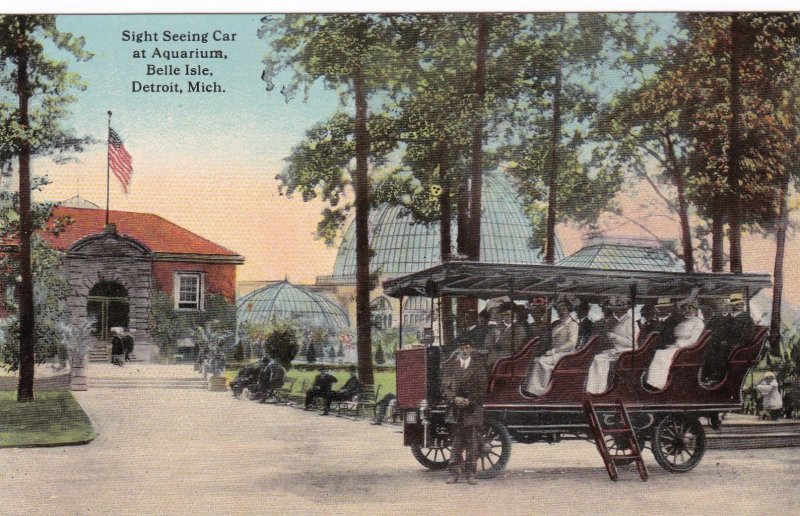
384, 262, 771, 480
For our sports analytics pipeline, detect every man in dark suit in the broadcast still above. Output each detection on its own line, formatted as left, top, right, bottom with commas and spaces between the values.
575, 302, 594, 350
700, 298, 732, 383
304, 369, 337, 411
637, 303, 659, 346
441, 338, 487, 485
322, 366, 361, 415
656, 298, 685, 348
727, 294, 755, 345
254, 357, 286, 403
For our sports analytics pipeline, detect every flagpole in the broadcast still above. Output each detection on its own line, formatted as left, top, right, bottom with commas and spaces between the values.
106, 111, 112, 226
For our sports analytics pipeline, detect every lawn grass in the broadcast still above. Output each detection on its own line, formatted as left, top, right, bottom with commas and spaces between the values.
0, 391, 96, 447
224, 367, 397, 397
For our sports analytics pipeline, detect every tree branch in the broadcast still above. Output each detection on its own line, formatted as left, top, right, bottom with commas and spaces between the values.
612, 212, 669, 243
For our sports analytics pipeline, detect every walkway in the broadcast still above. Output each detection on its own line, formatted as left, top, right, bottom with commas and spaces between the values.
1, 365, 799, 515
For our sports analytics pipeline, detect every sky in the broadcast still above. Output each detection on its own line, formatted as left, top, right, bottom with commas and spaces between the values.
37, 14, 344, 283
25, 13, 800, 311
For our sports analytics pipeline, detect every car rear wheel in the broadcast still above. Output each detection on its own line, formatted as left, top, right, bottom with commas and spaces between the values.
651, 413, 706, 473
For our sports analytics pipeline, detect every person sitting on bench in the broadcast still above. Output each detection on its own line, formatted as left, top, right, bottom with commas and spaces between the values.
321, 366, 361, 416
254, 357, 286, 402
304, 369, 338, 411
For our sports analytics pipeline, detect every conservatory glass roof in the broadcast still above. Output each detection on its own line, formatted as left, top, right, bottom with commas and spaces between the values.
331, 169, 562, 279
557, 244, 684, 273
237, 280, 350, 333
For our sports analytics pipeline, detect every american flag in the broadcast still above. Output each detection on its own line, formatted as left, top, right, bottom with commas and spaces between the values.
108, 128, 133, 194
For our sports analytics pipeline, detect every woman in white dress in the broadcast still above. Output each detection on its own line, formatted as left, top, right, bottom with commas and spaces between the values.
586, 302, 639, 394
525, 301, 578, 395
645, 302, 705, 389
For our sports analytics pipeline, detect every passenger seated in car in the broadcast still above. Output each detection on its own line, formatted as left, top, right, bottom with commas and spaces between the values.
575, 301, 593, 350
656, 298, 685, 347
485, 299, 528, 366
700, 298, 731, 384
645, 302, 705, 389
702, 293, 755, 383
526, 297, 553, 357
637, 303, 659, 345
524, 300, 578, 396
586, 298, 638, 394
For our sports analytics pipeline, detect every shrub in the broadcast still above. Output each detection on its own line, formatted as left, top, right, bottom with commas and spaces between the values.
148, 291, 236, 357
264, 322, 300, 369
306, 340, 317, 363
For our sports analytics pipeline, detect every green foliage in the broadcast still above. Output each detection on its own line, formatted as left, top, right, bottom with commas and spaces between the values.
0, 15, 94, 170
147, 291, 236, 356
502, 14, 639, 236
263, 320, 300, 369
58, 316, 95, 364
305, 338, 317, 363
374, 343, 385, 365
0, 235, 70, 371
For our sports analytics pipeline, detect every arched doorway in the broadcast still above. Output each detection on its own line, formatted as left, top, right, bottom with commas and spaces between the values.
86, 281, 129, 340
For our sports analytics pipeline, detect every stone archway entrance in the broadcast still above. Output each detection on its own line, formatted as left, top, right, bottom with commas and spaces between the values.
87, 281, 130, 340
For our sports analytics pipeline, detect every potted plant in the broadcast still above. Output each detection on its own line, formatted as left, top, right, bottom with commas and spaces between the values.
193, 321, 232, 391
59, 317, 95, 391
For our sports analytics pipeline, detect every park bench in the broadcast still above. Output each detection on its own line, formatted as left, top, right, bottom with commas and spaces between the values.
269, 377, 295, 403
289, 379, 309, 405
337, 384, 382, 418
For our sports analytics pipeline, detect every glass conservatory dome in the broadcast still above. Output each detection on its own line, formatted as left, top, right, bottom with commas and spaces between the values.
331, 169, 562, 279
557, 242, 684, 273
237, 280, 350, 333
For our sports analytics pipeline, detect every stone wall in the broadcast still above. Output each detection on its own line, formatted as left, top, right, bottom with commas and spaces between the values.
65, 227, 155, 360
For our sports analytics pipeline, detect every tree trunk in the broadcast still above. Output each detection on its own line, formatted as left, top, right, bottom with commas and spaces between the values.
769, 171, 790, 354
545, 63, 561, 265
711, 202, 725, 272
353, 66, 374, 388
663, 131, 694, 273
467, 14, 487, 261
438, 144, 454, 350
727, 14, 743, 274
16, 22, 35, 403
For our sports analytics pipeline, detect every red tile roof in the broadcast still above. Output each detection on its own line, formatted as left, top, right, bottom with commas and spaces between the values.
42, 206, 241, 258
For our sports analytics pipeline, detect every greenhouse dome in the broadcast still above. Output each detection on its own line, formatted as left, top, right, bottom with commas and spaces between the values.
331, 169, 562, 279
237, 280, 350, 334
557, 240, 684, 273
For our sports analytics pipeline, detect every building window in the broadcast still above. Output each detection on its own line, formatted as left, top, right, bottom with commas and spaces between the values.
370, 296, 393, 330
403, 297, 431, 329
175, 272, 204, 310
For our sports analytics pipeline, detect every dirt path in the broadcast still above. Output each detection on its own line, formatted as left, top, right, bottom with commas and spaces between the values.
1, 374, 797, 515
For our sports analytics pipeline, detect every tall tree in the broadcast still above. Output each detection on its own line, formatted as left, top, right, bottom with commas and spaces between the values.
672, 14, 800, 273
505, 13, 632, 259
0, 15, 90, 401
599, 55, 701, 272
261, 15, 405, 387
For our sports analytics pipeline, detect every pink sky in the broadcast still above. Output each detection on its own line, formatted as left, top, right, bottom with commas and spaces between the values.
37, 146, 799, 310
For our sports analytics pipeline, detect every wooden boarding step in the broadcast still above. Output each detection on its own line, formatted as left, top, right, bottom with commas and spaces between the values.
584, 400, 648, 482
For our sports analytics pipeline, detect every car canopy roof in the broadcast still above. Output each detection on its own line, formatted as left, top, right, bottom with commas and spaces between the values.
382, 261, 771, 302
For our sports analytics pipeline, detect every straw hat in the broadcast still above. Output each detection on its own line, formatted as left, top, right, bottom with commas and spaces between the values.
484, 296, 511, 312
605, 296, 629, 309
729, 293, 745, 306
762, 371, 776, 380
